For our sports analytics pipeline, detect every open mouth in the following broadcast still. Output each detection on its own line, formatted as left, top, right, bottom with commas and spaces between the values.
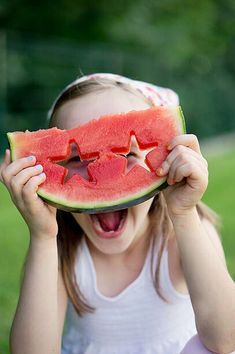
90, 209, 128, 239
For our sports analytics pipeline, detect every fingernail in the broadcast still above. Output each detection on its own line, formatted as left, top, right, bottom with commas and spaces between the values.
35, 164, 43, 170
27, 155, 35, 161
39, 172, 46, 178
156, 168, 163, 176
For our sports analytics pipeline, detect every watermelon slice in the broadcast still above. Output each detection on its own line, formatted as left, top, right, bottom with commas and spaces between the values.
7, 106, 186, 213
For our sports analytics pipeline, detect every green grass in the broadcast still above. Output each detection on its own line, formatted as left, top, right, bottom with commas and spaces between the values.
0, 149, 235, 353
0, 187, 29, 354
202, 148, 235, 279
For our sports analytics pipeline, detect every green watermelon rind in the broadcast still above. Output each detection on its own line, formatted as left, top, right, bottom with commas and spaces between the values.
7, 132, 17, 161
37, 178, 168, 213
178, 107, 186, 133
172, 106, 186, 138
7, 106, 186, 213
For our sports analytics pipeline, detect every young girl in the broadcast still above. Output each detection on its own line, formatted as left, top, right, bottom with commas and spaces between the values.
1, 73, 235, 354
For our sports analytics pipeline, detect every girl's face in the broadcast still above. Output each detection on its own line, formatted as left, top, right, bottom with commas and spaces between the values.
54, 86, 154, 255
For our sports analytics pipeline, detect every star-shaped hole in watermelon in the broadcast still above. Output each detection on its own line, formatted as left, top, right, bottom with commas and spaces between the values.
57, 135, 156, 183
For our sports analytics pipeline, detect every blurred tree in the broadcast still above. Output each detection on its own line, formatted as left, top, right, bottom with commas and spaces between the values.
1, 0, 234, 69
0, 0, 235, 155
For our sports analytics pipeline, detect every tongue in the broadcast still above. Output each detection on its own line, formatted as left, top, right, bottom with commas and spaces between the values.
96, 211, 123, 231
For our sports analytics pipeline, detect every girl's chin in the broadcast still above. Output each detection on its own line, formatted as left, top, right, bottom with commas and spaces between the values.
87, 232, 134, 255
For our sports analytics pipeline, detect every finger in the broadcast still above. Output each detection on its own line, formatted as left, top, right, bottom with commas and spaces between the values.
174, 162, 208, 192
4, 149, 11, 164
171, 153, 207, 182
169, 163, 196, 186
47, 204, 57, 216
168, 155, 207, 186
0, 149, 11, 182
1, 155, 36, 184
167, 155, 194, 185
22, 173, 46, 206
10, 164, 43, 199
173, 163, 189, 184
168, 134, 201, 154
173, 163, 205, 185
168, 153, 207, 184
156, 145, 206, 176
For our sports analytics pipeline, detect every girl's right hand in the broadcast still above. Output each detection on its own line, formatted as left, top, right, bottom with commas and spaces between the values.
0, 149, 58, 239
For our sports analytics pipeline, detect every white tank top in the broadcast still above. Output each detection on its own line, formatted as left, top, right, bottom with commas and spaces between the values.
62, 237, 197, 354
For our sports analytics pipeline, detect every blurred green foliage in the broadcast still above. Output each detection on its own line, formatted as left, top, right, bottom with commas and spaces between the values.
0, 1, 235, 153
1, 3, 235, 351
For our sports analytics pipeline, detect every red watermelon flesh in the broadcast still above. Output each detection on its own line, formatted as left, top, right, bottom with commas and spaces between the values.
7, 106, 186, 213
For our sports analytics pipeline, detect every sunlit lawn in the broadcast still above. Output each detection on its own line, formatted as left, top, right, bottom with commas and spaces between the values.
0, 185, 28, 354
0, 149, 235, 353
202, 148, 235, 277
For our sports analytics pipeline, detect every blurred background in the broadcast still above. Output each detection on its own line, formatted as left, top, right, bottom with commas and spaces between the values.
0, 1, 235, 353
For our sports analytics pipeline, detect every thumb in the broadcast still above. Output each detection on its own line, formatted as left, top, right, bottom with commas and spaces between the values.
0, 149, 11, 182
43, 199, 57, 216
47, 204, 57, 216
162, 181, 184, 199
3, 149, 11, 164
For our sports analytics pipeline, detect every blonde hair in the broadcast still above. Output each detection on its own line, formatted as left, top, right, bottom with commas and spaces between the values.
50, 77, 220, 315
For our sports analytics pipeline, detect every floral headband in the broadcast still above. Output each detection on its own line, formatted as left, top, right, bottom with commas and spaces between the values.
48, 73, 179, 119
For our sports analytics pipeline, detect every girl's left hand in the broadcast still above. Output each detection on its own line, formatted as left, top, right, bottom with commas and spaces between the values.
156, 134, 208, 216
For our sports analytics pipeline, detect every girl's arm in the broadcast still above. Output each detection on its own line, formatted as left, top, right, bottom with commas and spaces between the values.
10, 237, 68, 354
171, 208, 235, 354
157, 135, 235, 353
0, 150, 67, 354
